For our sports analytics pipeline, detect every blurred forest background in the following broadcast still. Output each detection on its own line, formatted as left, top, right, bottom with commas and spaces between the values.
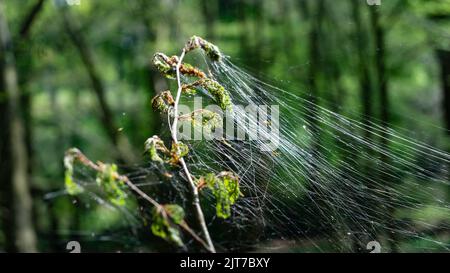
1, 0, 450, 252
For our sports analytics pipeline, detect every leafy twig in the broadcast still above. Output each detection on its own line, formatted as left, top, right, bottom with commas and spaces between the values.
170, 48, 216, 253
64, 148, 210, 250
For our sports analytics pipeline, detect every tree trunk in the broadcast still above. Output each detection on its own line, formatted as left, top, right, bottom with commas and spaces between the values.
19, 0, 46, 39
201, 0, 217, 41
306, 0, 325, 143
436, 49, 450, 202
17, 0, 46, 165
370, 8, 389, 129
436, 50, 450, 135
60, 7, 135, 164
16, 0, 47, 244
137, 0, 165, 135
350, 1, 377, 252
0, 2, 37, 252
370, 6, 399, 253
353, 1, 373, 132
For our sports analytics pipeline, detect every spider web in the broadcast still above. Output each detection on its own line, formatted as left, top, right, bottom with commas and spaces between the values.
50, 49, 450, 253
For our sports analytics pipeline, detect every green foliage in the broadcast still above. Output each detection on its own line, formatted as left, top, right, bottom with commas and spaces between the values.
63, 150, 83, 195
179, 109, 223, 134
145, 136, 189, 165
197, 110, 222, 130
199, 79, 232, 111
96, 164, 128, 206
164, 204, 185, 224
64, 171, 82, 195
151, 205, 185, 247
151, 36, 239, 222
145, 135, 168, 163
152, 53, 175, 79
202, 41, 221, 61
171, 142, 189, 160
182, 79, 232, 111
411, 0, 450, 16
64, 169, 83, 195
202, 172, 241, 219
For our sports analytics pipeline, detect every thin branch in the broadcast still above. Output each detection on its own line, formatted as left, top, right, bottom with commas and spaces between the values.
170, 49, 216, 253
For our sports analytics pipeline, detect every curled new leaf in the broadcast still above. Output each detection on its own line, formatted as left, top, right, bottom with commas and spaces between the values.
152, 52, 206, 79
96, 164, 128, 206
189, 79, 232, 111
152, 91, 175, 113
180, 79, 232, 111
200, 79, 232, 111
185, 35, 222, 61
151, 205, 185, 247
152, 53, 175, 79
63, 149, 84, 195
145, 135, 170, 163
144, 136, 189, 165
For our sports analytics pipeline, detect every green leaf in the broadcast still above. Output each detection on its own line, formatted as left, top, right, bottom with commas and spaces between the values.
215, 181, 232, 219
204, 172, 240, 219
185, 36, 222, 61
96, 164, 127, 206
222, 172, 240, 204
152, 53, 176, 79
145, 136, 166, 163
64, 169, 83, 195
145, 137, 189, 165
200, 79, 232, 111
63, 151, 83, 195
203, 173, 217, 187
151, 205, 185, 247
164, 204, 185, 224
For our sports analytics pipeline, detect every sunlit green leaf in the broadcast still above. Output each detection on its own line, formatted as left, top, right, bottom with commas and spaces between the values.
96, 164, 127, 206
63, 150, 83, 195
151, 205, 185, 247
145, 135, 167, 163
203, 172, 240, 219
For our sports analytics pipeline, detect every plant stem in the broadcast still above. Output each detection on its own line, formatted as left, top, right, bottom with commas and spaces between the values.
171, 49, 216, 253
